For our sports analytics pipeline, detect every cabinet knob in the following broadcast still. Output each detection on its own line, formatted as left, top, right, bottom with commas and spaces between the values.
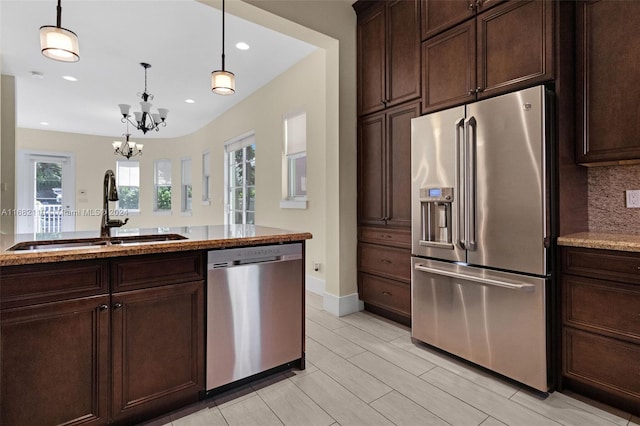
381, 259, 392, 264
99, 304, 108, 311
113, 302, 123, 309
382, 291, 392, 296
380, 234, 392, 239
468, 2, 475, 10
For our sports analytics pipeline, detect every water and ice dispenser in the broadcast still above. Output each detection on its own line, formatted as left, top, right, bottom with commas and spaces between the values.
420, 187, 454, 249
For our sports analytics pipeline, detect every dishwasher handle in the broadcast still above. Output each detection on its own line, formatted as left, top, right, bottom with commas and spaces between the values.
209, 253, 302, 269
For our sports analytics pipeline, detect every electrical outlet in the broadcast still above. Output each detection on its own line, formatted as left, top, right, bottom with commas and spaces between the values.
626, 190, 640, 208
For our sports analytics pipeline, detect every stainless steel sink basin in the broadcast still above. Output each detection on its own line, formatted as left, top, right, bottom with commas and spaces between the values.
7, 234, 187, 251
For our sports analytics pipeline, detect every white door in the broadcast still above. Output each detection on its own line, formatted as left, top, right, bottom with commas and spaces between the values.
16, 151, 76, 235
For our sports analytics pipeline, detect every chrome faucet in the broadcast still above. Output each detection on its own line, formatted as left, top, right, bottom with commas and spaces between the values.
101, 169, 129, 238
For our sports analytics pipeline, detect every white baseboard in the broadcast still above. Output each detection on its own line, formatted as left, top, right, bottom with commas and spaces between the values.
323, 291, 364, 317
306, 274, 325, 296
305, 274, 364, 317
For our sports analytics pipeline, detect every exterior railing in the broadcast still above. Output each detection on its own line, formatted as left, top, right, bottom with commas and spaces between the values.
37, 204, 63, 233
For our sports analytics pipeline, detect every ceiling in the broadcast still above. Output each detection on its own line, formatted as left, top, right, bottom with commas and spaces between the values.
0, 0, 318, 139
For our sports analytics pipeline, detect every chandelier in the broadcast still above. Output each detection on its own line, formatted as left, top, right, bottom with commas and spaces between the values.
112, 122, 143, 160
118, 63, 168, 134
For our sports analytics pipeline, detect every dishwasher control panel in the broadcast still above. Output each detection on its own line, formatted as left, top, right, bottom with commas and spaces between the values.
207, 243, 302, 269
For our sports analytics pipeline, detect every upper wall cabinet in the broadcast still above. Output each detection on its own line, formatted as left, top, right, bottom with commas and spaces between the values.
421, 0, 505, 40
356, 0, 421, 116
576, 0, 640, 165
421, 0, 554, 114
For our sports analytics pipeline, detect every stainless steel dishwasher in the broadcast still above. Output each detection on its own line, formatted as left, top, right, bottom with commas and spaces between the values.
206, 243, 304, 392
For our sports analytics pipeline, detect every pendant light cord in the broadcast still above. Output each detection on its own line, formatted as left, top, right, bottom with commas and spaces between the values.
56, 0, 62, 27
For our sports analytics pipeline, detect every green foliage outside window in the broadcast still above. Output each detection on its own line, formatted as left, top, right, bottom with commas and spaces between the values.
156, 186, 172, 210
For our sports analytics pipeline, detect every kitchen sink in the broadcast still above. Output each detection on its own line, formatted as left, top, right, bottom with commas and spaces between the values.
7, 234, 187, 251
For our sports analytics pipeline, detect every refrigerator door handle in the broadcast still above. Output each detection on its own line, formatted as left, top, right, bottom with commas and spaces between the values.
455, 117, 466, 249
464, 116, 477, 250
414, 263, 536, 292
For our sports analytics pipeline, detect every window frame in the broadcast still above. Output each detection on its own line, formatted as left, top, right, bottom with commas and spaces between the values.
180, 157, 192, 214
281, 109, 307, 209
224, 133, 256, 225
153, 159, 172, 213
115, 160, 140, 214
202, 151, 211, 205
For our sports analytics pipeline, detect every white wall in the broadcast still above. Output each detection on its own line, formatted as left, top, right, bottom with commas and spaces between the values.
15, 48, 327, 284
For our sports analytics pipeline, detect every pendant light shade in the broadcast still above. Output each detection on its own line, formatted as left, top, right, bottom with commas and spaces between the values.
40, 0, 79, 62
211, 0, 235, 95
211, 70, 235, 95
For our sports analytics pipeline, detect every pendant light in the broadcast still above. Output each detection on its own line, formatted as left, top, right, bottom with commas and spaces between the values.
211, 0, 235, 95
39, 0, 79, 62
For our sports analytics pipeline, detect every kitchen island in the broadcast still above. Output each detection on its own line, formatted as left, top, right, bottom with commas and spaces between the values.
0, 225, 312, 425
557, 232, 640, 417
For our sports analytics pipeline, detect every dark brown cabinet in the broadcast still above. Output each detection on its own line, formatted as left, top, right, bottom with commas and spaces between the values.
358, 101, 419, 228
422, 0, 554, 114
356, 0, 421, 116
421, 0, 505, 41
357, 101, 414, 324
560, 247, 640, 416
111, 281, 204, 424
0, 252, 205, 426
1, 295, 110, 426
576, 0, 640, 164
1, 260, 110, 426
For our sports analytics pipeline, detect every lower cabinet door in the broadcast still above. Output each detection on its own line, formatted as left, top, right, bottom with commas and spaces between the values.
1, 295, 110, 426
111, 281, 204, 424
564, 327, 640, 411
360, 272, 411, 324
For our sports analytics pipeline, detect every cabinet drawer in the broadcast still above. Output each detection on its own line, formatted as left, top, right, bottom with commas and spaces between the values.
563, 328, 640, 401
562, 247, 640, 285
360, 273, 411, 317
563, 274, 640, 342
359, 243, 410, 281
112, 251, 205, 292
0, 260, 109, 309
359, 226, 411, 248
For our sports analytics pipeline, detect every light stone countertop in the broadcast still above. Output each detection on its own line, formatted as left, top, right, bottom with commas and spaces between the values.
0, 225, 312, 266
557, 232, 640, 253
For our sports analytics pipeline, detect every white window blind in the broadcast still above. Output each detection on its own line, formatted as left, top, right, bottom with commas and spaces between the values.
225, 133, 255, 153
117, 161, 139, 187
285, 111, 306, 155
155, 159, 172, 185
181, 158, 192, 186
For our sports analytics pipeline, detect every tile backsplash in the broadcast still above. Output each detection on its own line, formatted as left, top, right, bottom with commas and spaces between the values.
588, 164, 640, 234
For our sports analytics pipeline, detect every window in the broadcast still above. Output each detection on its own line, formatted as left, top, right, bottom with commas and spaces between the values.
116, 160, 139, 212
202, 151, 211, 204
181, 158, 192, 213
225, 134, 255, 225
282, 109, 307, 208
154, 159, 172, 212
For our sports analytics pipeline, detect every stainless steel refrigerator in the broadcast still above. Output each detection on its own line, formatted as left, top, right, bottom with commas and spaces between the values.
411, 85, 552, 392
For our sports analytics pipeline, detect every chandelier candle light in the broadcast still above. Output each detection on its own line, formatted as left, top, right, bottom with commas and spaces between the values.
39, 0, 80, 62
119, 63, 169, 134
211, 0, 235, 95
112, 122, 143, 160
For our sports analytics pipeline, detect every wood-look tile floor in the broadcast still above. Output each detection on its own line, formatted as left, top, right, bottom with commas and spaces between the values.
145, 292, 640, 426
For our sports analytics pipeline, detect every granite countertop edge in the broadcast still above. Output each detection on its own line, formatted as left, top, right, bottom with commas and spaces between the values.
0, 225, 312, 267
557, 232, 640, 253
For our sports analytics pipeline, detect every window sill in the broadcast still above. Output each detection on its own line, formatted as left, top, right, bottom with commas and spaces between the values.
280, 199, 307, 210
181, 211, 192, 217
153, 210, 172, 216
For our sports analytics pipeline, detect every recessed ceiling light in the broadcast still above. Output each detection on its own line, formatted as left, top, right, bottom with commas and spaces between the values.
235, 42, 250, 51
62, 75, 77, 82
185, 99, 195, 104
40, 122, 49, 126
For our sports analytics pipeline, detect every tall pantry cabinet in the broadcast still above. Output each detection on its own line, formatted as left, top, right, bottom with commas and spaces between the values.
354, 0, 420, 325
